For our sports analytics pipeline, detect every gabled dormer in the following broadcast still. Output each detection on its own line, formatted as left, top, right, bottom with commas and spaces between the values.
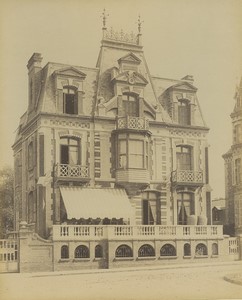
52, 67, 87, 115
159, 77, 206, 127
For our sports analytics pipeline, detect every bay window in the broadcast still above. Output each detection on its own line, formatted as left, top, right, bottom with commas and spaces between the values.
117, 134, 149, 169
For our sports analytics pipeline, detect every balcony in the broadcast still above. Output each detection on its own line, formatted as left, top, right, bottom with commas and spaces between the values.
56, 164, 90, 182
171, 170, 203, 187
52, 225, 223, 241
116, 116, 149, 131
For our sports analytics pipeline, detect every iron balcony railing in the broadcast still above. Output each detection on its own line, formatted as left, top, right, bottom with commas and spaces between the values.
171, 170, 203, 185
56, 164, 89, 179
116, 116, 149, 131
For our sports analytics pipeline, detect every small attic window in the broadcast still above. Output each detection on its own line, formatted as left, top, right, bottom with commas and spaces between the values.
63, 87, 78, 115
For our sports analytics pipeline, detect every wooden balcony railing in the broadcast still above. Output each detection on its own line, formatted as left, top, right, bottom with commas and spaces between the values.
116, 116, 149, 131
56, 164, 89, 179
171, 170, 203, 185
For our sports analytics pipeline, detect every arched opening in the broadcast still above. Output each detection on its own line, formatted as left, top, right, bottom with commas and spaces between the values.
115, 244, 133, 258
138, 244, 155, 257
61, 245, 69, 259
74, 245, 89, 258
160, 244, 176, 256
195, 243, 207, 256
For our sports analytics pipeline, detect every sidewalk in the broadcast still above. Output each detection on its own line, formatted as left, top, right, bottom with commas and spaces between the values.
19, 260, 242, 278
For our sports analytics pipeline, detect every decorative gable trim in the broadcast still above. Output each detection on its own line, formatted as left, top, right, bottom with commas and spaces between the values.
118, 52, 141, 65
170, 82, 197, 92
53, 67, 87, 79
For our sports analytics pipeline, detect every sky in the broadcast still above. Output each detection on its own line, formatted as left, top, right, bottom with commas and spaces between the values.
0, 0, 241, 199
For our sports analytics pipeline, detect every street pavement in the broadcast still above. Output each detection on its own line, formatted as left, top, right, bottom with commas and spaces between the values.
1, 261, 242, 300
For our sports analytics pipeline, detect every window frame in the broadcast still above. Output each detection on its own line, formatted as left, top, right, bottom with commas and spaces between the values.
117, 134, 149, 170
176, 145, 193, 170
60, 137, 81, 165
122, 93, 139, 117
138, 244, 155, 257
63, 87, 78, 115
178, 99, 191, 125
160, 244, 177, 257
115, 244, 133, 258
61, 245, 69, 259
74, 245, 90, 259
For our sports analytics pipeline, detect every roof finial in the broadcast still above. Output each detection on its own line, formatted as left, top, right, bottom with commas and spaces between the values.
137, 15, 144, 34
102, 8, 109, 30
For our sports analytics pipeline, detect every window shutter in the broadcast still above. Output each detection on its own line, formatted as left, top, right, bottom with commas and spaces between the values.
57, 90, 64, 113
39, 135, 45, 176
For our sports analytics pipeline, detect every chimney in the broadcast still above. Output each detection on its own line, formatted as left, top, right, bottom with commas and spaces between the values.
27, 53, 42, 73
181, 75, 194, 84
27, 53, 43, 110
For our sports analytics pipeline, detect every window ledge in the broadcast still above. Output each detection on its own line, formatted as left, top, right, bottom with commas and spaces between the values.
211, 254, 219, 258
59, 258, 70, 262
73, 258, 90, 262
93, 258, 103, 261
183, 255, 192, 259
114, 257, 134, 261
137, 256, 156, 260
194, 255, 208, 258
159, 256, 177, 260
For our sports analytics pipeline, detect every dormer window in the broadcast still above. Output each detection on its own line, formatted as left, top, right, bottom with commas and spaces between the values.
178, 99, 190, 125
63, 87, 78, 115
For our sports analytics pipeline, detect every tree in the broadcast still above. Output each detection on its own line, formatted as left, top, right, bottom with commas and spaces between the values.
0, 166, 14, 238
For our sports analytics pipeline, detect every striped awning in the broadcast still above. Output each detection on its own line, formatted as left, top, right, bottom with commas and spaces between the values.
60, 187, 135, 221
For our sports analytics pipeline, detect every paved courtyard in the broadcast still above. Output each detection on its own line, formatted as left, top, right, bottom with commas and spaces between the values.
1, 262, 242, 300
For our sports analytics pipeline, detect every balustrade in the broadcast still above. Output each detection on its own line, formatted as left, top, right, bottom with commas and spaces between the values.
53, 225, 223, 241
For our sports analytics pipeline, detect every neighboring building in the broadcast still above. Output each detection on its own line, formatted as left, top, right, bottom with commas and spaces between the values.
12, 19, 212, 239
212, 198, 226, 226
223, 77, 242, 236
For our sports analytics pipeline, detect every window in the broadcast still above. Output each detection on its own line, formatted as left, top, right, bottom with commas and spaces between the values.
28, 142, 34, 169
160, 244, 176, 256
235, 158, 241, 185
212, 243, 218, 255
63, 87, 78, 115
234, 124, 242, 144
95, 245, 103, 258
178, 99, 190, 125
122, 94, 138, 116
184, 243, 191, 256
138, 244, 155, 257
118, 135, 149, 169
142, 191, 160, 225
115, 245, 133, 258
60, 137, 80, 165
129, 140, 143, 168
28, 191, 36, 224
61, 245, 69, 259
195, 243, 207, 256
74, 245, 89, 258
177, 193, 194, 225
176, 146, 192, 170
